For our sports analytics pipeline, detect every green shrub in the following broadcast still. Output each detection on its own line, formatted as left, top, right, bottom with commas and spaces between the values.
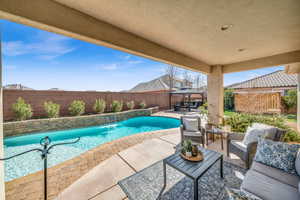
111, 100, 123, 112
44, 101, 60, 118
198, 102, 208, 115
224, 89, 235, 111
69, 100, 85, 116
225, 113, 300, 142
12, 97, 33, 121
139, 101, 146, 109
282, 89, 297, 109
126, 101, 135, 110
93, 99, 106, 113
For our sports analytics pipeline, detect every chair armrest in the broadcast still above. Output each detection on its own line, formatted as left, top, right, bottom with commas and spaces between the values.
227, 132, 245, 141
246, 141, 258, 154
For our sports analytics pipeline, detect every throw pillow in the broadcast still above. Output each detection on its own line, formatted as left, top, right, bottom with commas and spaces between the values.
183, 118, 198, 132
242, 123, 277, 145
254, 138, 300, 174
226, 188, 262, 200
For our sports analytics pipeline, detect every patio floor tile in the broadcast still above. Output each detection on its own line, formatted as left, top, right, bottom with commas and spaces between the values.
159, 132, 181, 145
56, 155, 134, 200
118, 138, 175, 171
91, 185, 126, 200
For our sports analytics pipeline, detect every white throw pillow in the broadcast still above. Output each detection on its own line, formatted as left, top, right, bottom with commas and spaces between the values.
242, 123, 277, 146
183, 118, 199, 132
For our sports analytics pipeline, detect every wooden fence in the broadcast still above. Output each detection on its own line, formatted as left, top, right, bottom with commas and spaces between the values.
4, 89, 181, 121
234, 92, 282, 114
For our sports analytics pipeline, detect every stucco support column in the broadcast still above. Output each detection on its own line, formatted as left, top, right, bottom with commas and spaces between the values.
0, 27, 5, 200
297, 74, 300, 131
207, 66, 224, 125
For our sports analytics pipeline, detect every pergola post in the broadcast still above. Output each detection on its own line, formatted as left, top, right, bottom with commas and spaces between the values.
0, 27, 5, 200
207, 66, 224, 125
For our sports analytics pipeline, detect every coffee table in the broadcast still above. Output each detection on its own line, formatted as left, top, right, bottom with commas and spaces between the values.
158, 147, 223, 200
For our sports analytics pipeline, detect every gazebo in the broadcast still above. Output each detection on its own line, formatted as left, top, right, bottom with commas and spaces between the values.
170, 88, 207, 111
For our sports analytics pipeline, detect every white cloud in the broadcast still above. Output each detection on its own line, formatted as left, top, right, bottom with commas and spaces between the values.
127, 60, 143, 64
101, 64, 118, 70
2, 32, 75, 60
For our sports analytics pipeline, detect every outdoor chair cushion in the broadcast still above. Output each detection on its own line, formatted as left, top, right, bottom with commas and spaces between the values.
296, 150, 300, 176
254, 138, 300, 174
242, 123, 277, 146
251, 161, 299, 188
241, 170, 300, 200
182, 131, 202, 137
182, 118, 199, 132
231, 140, 247, 152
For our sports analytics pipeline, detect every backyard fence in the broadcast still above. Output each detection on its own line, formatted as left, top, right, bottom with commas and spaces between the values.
4, 89, 181, 121
234, 92, 282, 114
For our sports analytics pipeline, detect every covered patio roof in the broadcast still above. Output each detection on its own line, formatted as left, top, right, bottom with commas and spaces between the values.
0, 0, 299, 74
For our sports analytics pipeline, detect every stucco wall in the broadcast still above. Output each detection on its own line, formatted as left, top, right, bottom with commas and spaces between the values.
4, 107, 159, 137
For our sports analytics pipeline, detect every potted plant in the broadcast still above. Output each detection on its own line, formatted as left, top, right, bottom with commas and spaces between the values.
182, 140, 193, 157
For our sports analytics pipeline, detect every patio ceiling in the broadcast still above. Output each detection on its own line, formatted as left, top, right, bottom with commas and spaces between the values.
0, 0, 300, 74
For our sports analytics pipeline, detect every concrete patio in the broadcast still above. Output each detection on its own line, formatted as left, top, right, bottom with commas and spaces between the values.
55, 118, 243, 200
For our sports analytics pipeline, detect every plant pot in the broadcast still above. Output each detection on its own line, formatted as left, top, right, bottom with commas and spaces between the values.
186, 151, 192, 157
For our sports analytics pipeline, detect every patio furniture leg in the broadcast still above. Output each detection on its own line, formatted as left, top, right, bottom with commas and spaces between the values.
220, 156, 224, 179
158, 161, 167, 199
221, 132, 224, 150
194, 178, 199, 200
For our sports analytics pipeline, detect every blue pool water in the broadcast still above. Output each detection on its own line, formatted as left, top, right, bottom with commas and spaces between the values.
4, 116, 180, 181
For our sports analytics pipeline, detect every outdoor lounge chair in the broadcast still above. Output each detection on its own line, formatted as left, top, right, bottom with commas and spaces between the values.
226, 123, 286, 169
180, 115, 205, 147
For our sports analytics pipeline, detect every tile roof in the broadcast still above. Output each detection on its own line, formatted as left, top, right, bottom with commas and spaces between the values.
227, 70, 298, 89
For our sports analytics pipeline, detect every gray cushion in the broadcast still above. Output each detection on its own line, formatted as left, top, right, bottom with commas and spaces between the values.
182, 131, 202, 137
241, 170, 300, 200
251, 161, 299, 188
231, 140, 247, 152
242, 123, 277, 145
254, 138, 300, 174
226, 188, 262, 200
183, 118, 199, 132
296, 150, 300, 176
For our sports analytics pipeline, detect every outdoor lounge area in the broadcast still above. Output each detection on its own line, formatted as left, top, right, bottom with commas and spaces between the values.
0, 0, 300, 200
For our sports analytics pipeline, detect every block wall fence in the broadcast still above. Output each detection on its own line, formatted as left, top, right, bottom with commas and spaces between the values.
3, 89, 181, 121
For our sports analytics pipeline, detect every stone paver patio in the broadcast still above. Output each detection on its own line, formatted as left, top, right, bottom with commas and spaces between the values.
55, 112, 244, 200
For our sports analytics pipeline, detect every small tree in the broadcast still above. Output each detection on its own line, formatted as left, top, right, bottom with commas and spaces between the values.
224, 89, 235, 111
93, 99, 106, 113
139, 101, 146, 109
69, 100, 85, 116
44, 101, 60, 118
111, 100, 123, 112
12, 97, 33, 121
283, 89, 297, 109
126, 101, 135, 110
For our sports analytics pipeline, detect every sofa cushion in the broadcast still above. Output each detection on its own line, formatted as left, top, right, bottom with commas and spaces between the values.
296, 150, 300, 176
241, 170, 300, 200
251, 161, 299, 188
242, 123, 277, 145
254, 138, 300, 174
182, 118, 199, 132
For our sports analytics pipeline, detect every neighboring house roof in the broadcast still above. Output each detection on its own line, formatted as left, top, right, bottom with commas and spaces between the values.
129, 74, 191, 92
227, 70, 298, 89
4, 84, 33, 90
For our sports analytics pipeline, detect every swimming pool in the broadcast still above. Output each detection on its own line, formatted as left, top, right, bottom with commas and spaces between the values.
4, 116, 180, 181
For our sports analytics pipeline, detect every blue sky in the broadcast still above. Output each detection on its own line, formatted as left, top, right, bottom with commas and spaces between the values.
1, 20, 283, 91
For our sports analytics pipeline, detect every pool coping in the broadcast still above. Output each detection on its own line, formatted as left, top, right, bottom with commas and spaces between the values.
4, 124, 179, 200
